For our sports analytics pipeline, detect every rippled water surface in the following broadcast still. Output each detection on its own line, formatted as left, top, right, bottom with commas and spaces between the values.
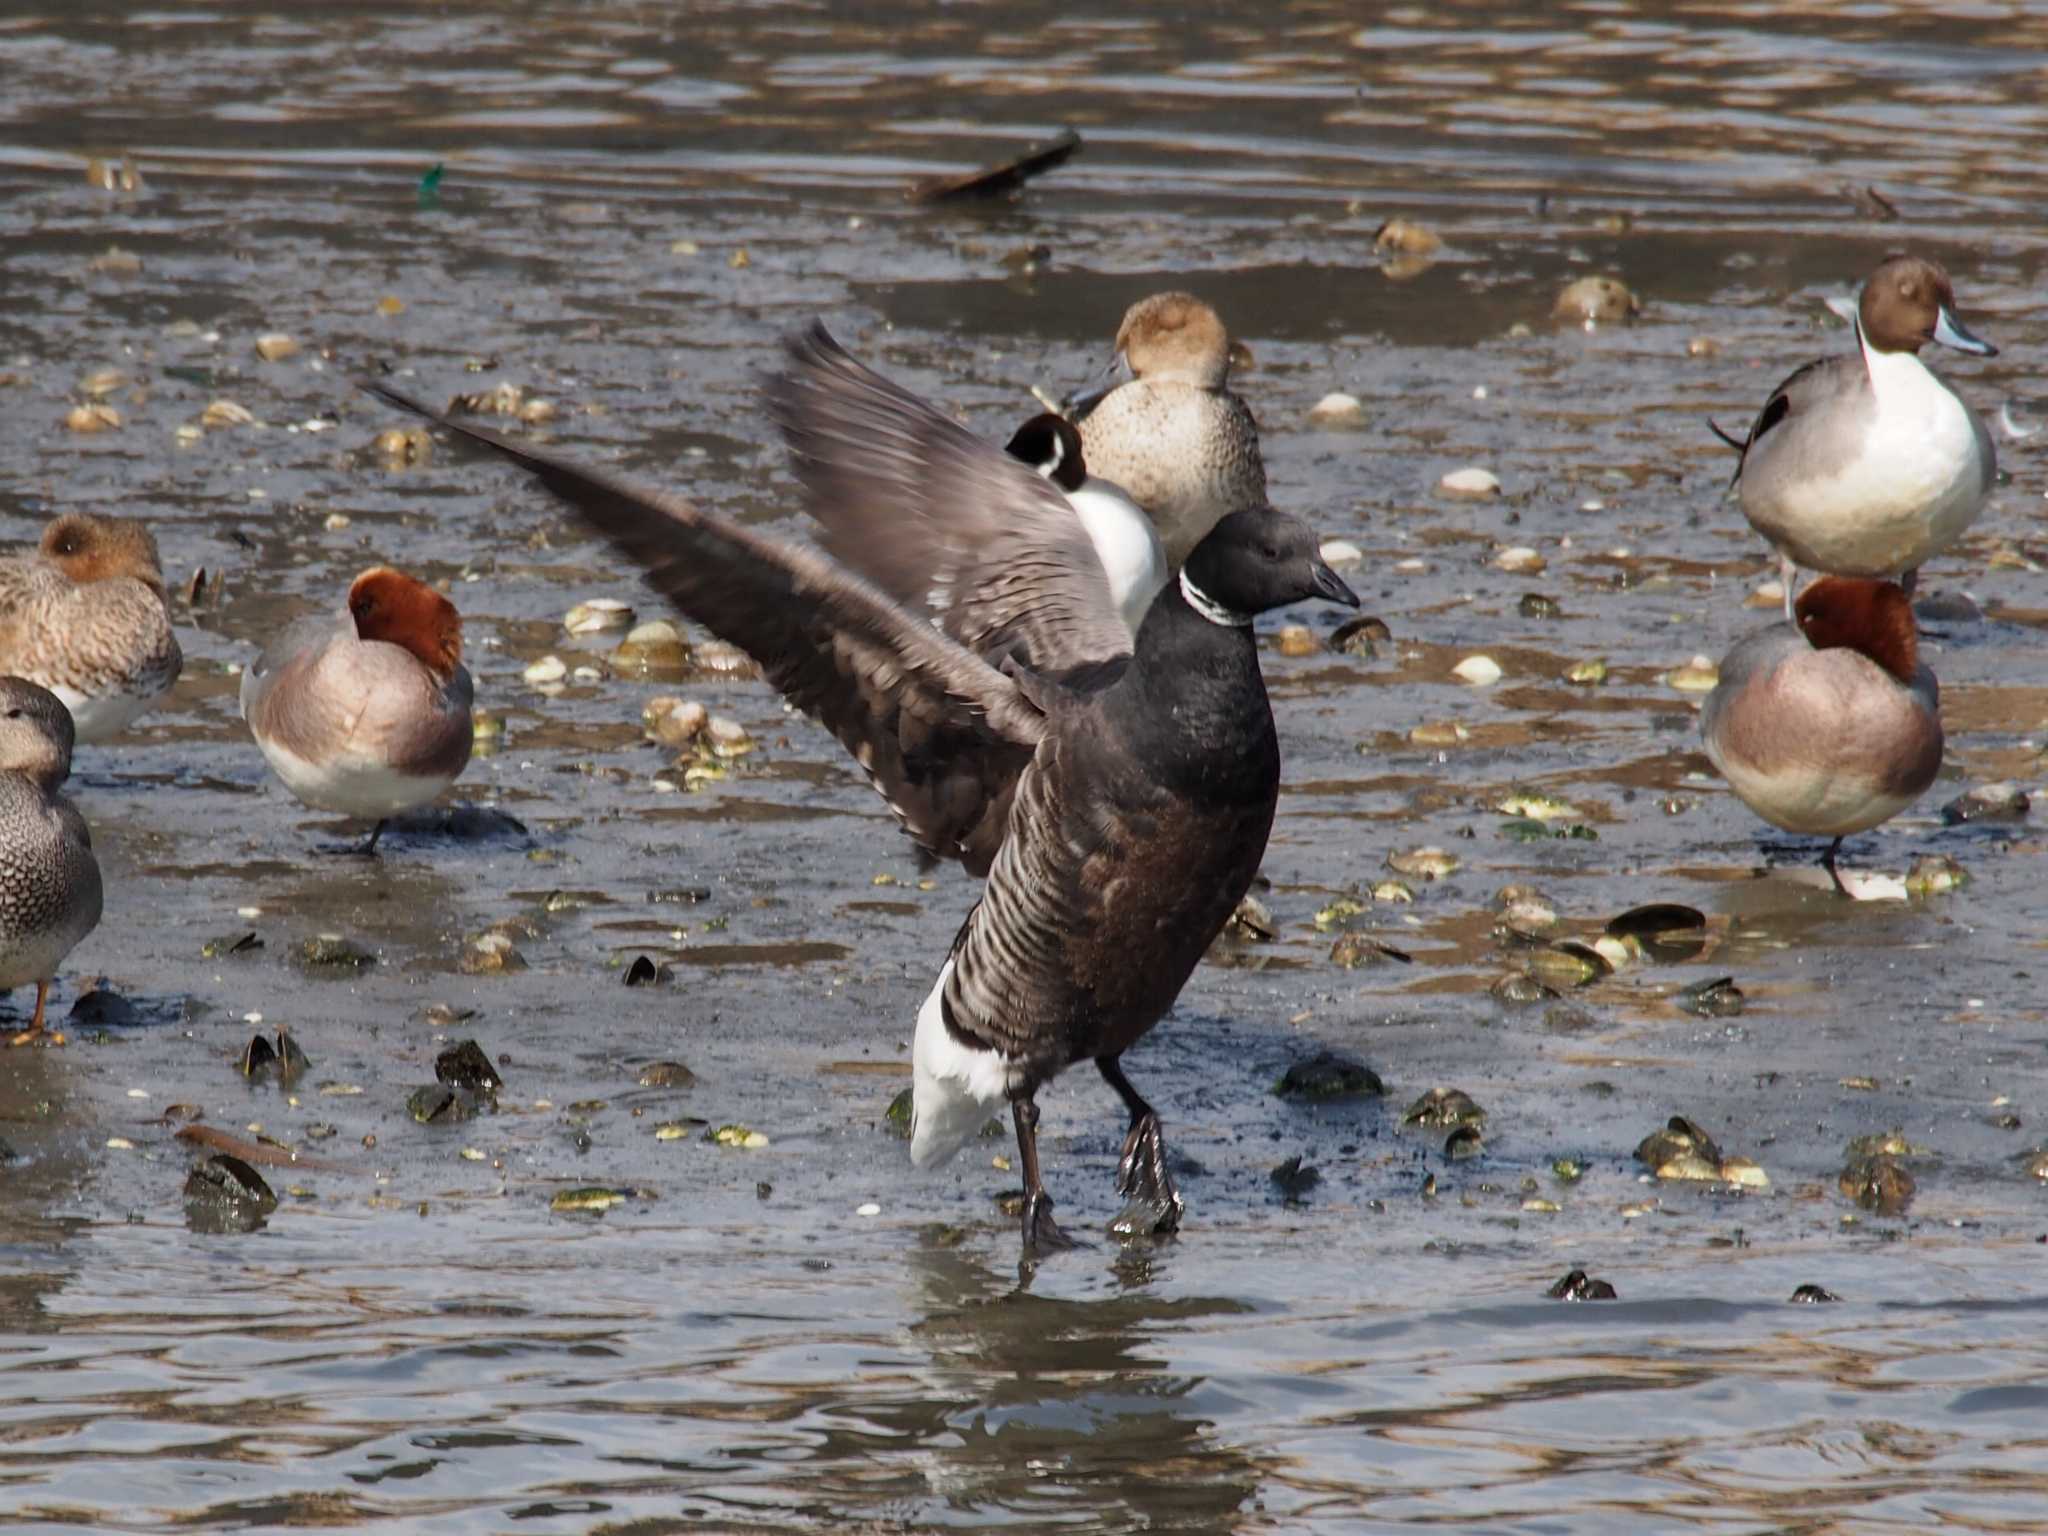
4, 3, 2048, 1531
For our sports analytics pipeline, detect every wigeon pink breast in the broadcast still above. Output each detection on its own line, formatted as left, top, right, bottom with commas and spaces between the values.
240, 566, 474, 853
0, 512, 182, 742
1701, 576, 1943, 892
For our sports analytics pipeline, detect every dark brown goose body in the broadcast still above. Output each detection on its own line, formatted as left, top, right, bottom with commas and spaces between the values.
943, 580, 1278, 1085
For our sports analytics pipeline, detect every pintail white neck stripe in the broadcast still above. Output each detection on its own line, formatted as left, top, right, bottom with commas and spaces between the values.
1180, 568, 1252, 628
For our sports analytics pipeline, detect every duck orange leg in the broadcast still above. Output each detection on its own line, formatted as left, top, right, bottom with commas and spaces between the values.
8, 980, 64, 1048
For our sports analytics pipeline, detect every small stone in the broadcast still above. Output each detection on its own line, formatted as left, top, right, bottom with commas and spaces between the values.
89, 246, 143, 276
373, 426, 432, 465
1308, 392, 1367, 427
1687, 336, 1724, 358
1666, 655, 1719, 692
1789, 1284, 1839, 1304
1402, 1087, 1485, 1131
1274, 1049, 1383, 1101
1518, 592, 1561, 620
254, 332, 301, 363
565, 598, 635, 635
1274, 624, 1319, 657
728, 248, 751, 270
294, 934, 376, 974
1553, 275, 1639, 325
435, 1040, 502, 1094
1452, 655, 1502, 686
518, 398, 558, 426
1840, 1155, 1914, 1215
1439, 467, 1501, 498
1444, 1125, 1485, 1160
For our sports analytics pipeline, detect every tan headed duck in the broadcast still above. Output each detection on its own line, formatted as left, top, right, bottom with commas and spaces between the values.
0, 513, 182, 741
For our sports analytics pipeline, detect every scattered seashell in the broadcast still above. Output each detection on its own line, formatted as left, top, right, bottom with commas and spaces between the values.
709, 1124, 769, 1149
1439, 466, 1501, 498
1790, 1284, 1840, 1304
1496, 790, 1573, 822
80, 368, 127, 399
518, 397, 558, 426
706, 716, 754, 757
1687, 336, 1723, 358
728, 248, 751, 270
645, 696, 709, 749
1666, 655, 1719, 692
1675, 976, 1744, 1018
461, 932, 527, 975
1452, 654, 1502, 686
1332, 615, 1390, 657
1374, 217, 1441, 256
1308, 392, 1367, 427
1553, 274, 1639, 325
201, 399, 255, 428
1941, 781, 2029, 826
85, 155, 142, 192
1371, 880, 1413, 904
372, 426, 432, 465
551, 1187, 628, 1214
1491, 973, 1559, 1005
89, 246, 143, 276
1494, 546, 1545, 574
1903, 853, 1968, 896
612, 619, 691, 678
1329, 932, 1411, 969
523, 654, 568, 687
323, 512, 350, 531
1402, 1086, 1485, 1131
1225, 893, 1277, 942
1547, 1269, 1617, 1302
1387, 846, 1459, 880
1408, 720, 1469, 747
566, 598, 634, 635
1564, 658, 1607, 686
254, 332, 301, 363
65, 403, 121, 434
1273, 624, 1319, 658
1840, 1155, 1913, 1214
1319, 539, 1363, 570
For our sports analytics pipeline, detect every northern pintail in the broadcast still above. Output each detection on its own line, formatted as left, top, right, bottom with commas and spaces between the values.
1069, 292, 1267, 567
0, 677, 102, 1047
366, 348, 1358, 1251
0, 513, 182, 742
1719, 254, 1996, 617
240, 567, 474, 854
1702, 576, 1941, 893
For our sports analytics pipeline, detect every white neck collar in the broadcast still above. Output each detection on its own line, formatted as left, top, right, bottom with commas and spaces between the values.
1180, 568, 1252, 628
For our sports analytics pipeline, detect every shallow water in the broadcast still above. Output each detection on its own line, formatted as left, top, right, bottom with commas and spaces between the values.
4, 3, 2048, 1531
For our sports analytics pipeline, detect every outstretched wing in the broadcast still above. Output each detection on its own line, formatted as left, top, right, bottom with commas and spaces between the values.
765, 323, 1135, 682
362, 381, 1044, 874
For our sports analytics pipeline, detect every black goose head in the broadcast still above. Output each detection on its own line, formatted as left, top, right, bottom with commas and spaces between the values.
1004, 412, 1087, 493
1181, 508, 1358, 617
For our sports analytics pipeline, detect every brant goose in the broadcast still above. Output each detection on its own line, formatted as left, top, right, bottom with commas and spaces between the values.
0, 677, 102, 1047
1067, 292, 1267, 566
765, 325, 1167, 667
0, 513, 182, 742
364, 345, 1357, 1249
1702, 577, 1942, 894
1713, 254, 1996, 618
240, 567, 474, 854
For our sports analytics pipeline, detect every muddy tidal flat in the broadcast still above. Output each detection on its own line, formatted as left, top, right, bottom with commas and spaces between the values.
4, 4, 2048, 1532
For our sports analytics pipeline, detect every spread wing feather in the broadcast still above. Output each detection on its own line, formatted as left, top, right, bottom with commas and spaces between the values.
361, 381, 1044, 874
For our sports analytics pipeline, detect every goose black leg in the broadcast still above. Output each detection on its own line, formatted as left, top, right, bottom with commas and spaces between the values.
1012, 1096, 1078, 1252
1100, 1054, 1183, 1236
1820, 836, 1849, 897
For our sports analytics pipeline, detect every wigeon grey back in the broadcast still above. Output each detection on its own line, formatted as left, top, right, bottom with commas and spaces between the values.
1070, 292, 1267, 567
1724, 254, 1997, 614
241, 567, 473, 852
1701, 577, 1942, 892
0, 512, 182, 742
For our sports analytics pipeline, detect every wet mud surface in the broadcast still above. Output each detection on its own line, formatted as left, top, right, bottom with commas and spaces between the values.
3, 3, 2048, 1531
